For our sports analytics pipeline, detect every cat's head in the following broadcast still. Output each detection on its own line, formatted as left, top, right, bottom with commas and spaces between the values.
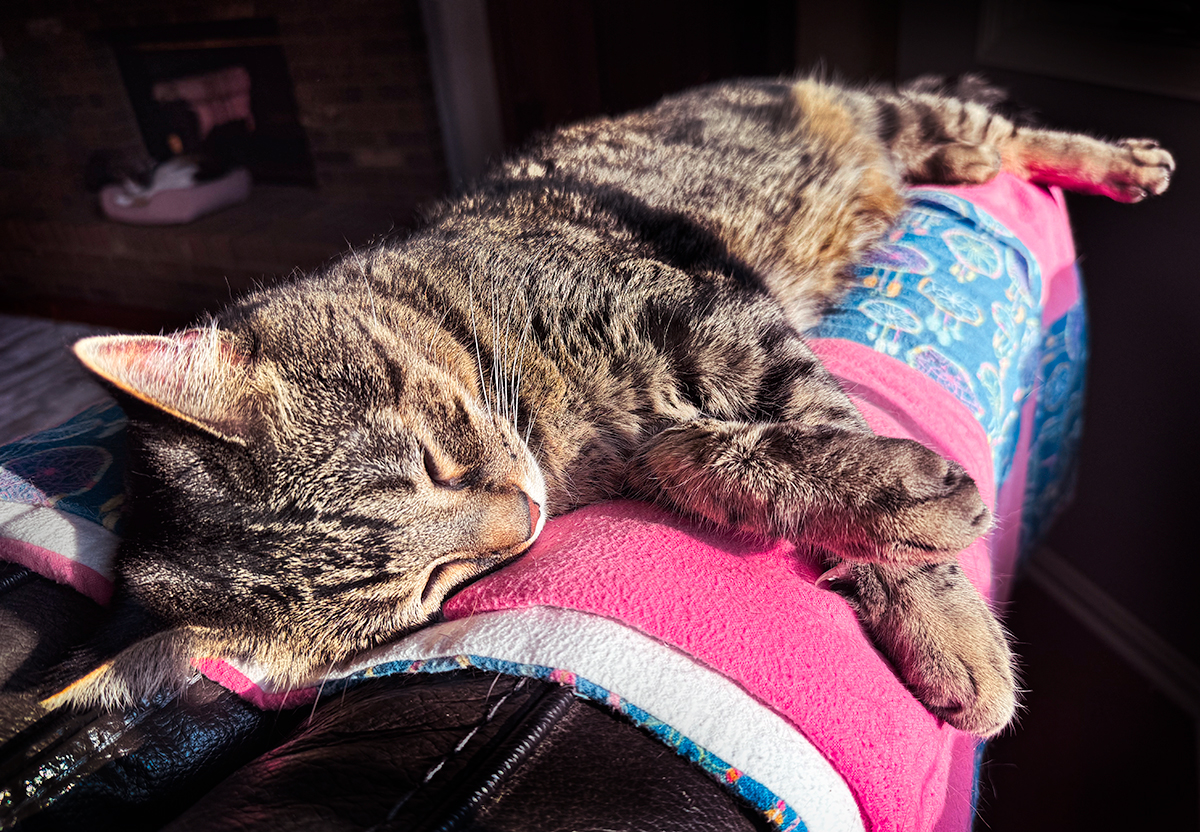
66, 294, 544, 703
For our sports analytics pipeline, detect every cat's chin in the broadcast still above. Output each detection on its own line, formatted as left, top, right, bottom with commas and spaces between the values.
416, 507, 544, 614
417, 551, 517, 614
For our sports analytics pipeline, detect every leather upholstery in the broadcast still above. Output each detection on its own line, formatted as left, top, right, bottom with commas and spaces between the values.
1, 568, 771, 831
0, 564, 104, 694
1, 666, 301, 830
165, 671, 771, 832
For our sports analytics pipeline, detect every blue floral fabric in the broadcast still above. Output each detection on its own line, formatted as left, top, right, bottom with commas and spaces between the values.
1020, 300, 1088, 554
810, 191, 1087, 557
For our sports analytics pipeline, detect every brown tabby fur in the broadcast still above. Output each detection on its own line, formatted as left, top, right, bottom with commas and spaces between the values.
48, 76, 1171, 738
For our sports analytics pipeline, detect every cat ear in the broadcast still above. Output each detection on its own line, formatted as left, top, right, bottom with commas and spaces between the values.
74, 329, 254, 443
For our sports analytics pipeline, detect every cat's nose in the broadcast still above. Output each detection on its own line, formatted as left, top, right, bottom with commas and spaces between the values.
525, 493, 542, 541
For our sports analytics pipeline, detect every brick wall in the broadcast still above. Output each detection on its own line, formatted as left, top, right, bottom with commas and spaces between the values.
0, 0, 447, 329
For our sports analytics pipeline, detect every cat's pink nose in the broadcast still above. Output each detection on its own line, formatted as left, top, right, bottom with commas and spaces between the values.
526, 495, 542, 539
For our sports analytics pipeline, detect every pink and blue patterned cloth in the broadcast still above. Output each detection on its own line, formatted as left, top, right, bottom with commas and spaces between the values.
811, 186, 1086, 562
0, 401, 126, 603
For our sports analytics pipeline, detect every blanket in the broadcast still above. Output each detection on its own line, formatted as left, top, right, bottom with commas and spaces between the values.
0, 173, 1087, 832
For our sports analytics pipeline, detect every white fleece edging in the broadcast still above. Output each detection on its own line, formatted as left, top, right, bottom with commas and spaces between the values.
0, 500, 118, 579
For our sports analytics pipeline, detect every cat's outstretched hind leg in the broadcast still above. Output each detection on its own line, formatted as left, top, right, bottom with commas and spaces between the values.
869, 81, 1174, 200
998, 132, 1174, 202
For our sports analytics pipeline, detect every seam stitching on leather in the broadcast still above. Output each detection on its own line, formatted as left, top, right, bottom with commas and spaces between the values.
371, 675, 528, 829
422, 683, 577, 832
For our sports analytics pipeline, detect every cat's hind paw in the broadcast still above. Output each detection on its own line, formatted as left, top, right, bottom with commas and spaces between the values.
1108, 138, 1174, 202
831, 560, 1019, 737
907, 617, 1019, 737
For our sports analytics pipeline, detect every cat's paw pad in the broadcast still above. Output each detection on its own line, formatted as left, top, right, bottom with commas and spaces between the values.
1107, 138, 1174, 202
854, 439, 992, 562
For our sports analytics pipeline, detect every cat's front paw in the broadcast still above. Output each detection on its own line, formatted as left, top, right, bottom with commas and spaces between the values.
834, 561, 1018, 737
1107, 138, 1174, 202
839, 438, 992, 563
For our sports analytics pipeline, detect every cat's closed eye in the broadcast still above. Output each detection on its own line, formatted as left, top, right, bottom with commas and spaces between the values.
423, 448, 466, 490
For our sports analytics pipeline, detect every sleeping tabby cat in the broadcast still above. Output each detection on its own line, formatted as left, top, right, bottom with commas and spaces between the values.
52, 76, 1171, 738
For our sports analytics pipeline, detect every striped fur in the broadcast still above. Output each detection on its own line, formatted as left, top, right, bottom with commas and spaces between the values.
54, 76, 1172, 738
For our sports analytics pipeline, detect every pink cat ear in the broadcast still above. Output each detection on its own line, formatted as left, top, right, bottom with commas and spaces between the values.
74, 329, 253, 443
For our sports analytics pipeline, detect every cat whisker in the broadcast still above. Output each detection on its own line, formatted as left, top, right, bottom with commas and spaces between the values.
506, 298, 524, 427
308, 662, 337, 723
487, 275, 502, 422
509, 308, 533, 431
484, 670, 502, 705
276, 675, 297, 717
491, 279, 510, 424
523, 399, 544, 447
496, 283, 510, 424
495, 277, 508, 423
467, 268, 495, 420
